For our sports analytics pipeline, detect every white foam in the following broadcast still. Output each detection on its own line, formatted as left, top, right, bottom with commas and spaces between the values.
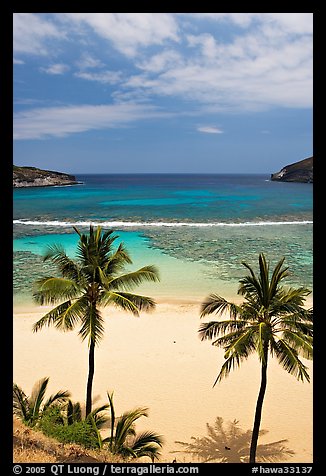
13, 219, 313, 228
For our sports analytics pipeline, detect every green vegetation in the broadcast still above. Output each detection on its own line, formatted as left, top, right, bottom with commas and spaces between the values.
13, 379, 163, 461
32, 225, 160, 416
13, 377, 70, 428
38, 406, 100, 449
199, 253, 313, 463
103, 392, 163, 461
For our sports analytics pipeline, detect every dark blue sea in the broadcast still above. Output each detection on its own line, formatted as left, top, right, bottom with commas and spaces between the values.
13, 174, 313, 304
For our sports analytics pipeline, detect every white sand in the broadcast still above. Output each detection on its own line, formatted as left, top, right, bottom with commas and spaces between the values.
13, 300, 313, 463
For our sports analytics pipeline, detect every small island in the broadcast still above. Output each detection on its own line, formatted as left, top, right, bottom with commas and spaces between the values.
271, 156, 313, 183
13, 165, 80, 188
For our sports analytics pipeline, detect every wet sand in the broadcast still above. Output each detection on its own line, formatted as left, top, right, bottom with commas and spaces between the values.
13, 299, 313, 463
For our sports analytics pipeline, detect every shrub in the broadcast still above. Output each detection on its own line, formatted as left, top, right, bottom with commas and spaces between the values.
38, 407, 99, 449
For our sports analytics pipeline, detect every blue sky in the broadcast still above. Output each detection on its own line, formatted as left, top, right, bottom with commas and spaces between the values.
13, 13, 313, 174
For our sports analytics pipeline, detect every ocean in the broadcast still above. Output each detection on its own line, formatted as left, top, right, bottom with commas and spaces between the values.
13, 174, 313, 306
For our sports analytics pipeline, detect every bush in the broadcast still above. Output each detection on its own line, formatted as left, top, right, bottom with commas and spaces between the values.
38, 407, 100, 449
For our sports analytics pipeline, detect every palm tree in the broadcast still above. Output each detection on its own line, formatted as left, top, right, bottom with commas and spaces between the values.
103, 392, 163, 461
32, 225, 160, 416
199, 253, 313, 463
173, 416, 295, 463
13, 377, 70, 427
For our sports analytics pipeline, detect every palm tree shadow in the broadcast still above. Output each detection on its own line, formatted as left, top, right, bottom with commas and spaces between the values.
172, 417, 295, 463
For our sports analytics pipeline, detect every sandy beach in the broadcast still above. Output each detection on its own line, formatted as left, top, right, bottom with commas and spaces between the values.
13, 298, 313, 463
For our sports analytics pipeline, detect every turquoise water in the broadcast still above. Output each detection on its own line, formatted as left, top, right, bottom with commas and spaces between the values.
13, 174, 313, 305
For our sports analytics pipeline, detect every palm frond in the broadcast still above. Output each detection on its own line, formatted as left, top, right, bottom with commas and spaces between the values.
101, 291, 156, 315
114, 408, 149, 449
271, 338, 310, 382
223, 328, 257, 361
200, 295, 241, 319
274, 287, 311, 310
238, 261, 263, 302
53, 297, 89, 332
269, 257, 289, 297
211, 327, 255, 348
108, 266, 160, 291
66, 400, 82, 425
78, 305, 105, 346
29, 377, 49, 421
43, 389, 71, 412
131, 430, 163, 461
281, 330, 313, 360
105, 242, 133, 272
131, 431, 164, 451
258, 253, 270, 306
32, 300, 81, 333
13, 384, 29, 420
277, 317, 313, 337
86, 404, 110, 429
33, 277, 81, 305
198, 319, 249, 342
107, 391, 116, 447
43, 244, 83, 282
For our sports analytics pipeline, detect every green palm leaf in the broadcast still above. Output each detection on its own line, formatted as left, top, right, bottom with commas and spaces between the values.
42, 244, 83, 282
33, 299, 85, 333
199, 319, 248, 342
114, 408, 149, 448
13, 384, 29, 421
29, 377, 50, 421
13, 377, 69, 426
130, 430, 163, 460
33, 277, 81, 305
200, 294, 241, 318
78, 305, 105, 345
108, 265, 160, 291
272, 338, 310, 382
101, 291, 155, 315
43, 389, 71, 412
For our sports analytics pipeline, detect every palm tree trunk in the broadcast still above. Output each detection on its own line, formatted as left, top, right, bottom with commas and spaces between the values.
86, 339, 95, 416
249, 352, 268, 463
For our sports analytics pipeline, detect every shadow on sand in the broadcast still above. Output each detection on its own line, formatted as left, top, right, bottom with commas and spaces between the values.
172, 416, 295, 463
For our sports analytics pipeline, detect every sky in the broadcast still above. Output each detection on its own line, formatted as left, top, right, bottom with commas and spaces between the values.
13, 13, 313, 174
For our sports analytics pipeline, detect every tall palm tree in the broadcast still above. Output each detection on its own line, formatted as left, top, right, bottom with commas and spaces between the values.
13, 377, 70, 427
32, 225, 160, 416
199, 253, 313, 463
103, 392, 163, 461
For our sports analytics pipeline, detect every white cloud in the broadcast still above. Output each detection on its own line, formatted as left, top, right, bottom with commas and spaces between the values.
120, 15, 313, 111
13, 13, 65, 55
179, 13, 313, 34
40, 63, 70, 75
13, 103, 173, 140
197, 126, 223, 134
13, 58, 25, 65
60, 13, 179, 57
75, 70, 122, 84
75, 53, 104, 70
136, 49, 183, 73
13, 13, 313, 118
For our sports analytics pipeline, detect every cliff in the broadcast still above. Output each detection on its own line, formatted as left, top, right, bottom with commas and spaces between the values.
13, 165, 79, 188
271, 157, 313, 183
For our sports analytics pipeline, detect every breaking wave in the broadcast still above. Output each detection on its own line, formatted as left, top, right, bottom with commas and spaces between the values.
13, 219, 313, 228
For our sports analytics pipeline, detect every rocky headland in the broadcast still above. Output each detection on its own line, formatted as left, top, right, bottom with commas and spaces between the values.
13, 166, 80, 188
271, 156, 313, 183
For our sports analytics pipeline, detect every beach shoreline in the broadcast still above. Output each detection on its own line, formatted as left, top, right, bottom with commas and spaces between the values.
13, 298, 313, 463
